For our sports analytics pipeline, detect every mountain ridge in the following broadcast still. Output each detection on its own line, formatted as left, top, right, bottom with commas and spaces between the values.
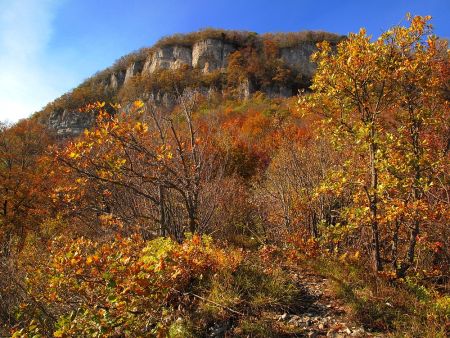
36, 29, 344, 136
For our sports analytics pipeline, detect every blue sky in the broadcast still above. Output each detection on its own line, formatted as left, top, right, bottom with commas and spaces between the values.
0, 0, 448, 122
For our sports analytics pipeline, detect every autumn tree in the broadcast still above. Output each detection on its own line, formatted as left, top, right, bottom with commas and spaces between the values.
299, 30, 393, 272
382, 15, 449, 276
0, 120, 54, 257
57, 95, 217, 241
299, 15, 449, 273
0, 119, 56, 328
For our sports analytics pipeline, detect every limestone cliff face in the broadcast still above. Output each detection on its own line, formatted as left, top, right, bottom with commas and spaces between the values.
136, 38, 312, 76
143, 45, 192, 74
109, 71, 125, 91
280, 41, 318, 78
124, 60, 145, 83
139, 39, 235, 75
47, 109, 97, 137
46, 31, 344, 136
192, 39, 235, 72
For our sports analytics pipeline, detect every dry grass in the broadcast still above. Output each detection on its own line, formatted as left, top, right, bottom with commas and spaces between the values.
308, 257, 450, 337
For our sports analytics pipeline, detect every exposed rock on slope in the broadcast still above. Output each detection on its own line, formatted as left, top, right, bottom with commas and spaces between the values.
41, 29, 344, 136
47, 109, 97, 137
124, 60, 145, 83
143, 45, 192, 73
109, 71, 125, 91
192, 38, 235, 72
280, 41, 319, 78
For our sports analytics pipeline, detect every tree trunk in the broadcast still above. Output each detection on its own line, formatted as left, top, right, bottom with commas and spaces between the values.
188, 206, 197, 234
158, 185, 167, 237
369, 125, 383, 272
397, 112, 422, 277
391, 218, 400, 270
311, 211, 318, 238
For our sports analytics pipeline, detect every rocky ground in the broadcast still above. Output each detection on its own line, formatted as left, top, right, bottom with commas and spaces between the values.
0, 268, 385, 338
206, 266, 386, 338
273, 271, 383, 338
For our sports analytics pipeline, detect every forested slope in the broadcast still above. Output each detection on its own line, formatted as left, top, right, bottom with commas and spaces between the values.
1, 16, 449, 337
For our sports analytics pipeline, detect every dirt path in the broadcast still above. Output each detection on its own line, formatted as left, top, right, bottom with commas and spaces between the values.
274, 270, 384, 337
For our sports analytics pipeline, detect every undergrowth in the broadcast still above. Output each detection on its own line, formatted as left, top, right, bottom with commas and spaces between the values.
306, 256, 449, 337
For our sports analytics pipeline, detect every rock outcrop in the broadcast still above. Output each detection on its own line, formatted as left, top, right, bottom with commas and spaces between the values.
138, 39, 235, 75
48, 109, 97, 137
192, 39, 235, 72
143, 45, 192, 74
280, 41, 318, 78
45, 30, 344, 137
109, 71, 125, 91
124, 60, 145, 83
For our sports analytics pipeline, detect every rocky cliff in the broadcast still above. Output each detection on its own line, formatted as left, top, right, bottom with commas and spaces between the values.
143, 45, 192, 74
43, 29, 344, 136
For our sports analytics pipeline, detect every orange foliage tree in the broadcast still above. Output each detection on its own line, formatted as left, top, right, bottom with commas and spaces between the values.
56, 96, 218, 241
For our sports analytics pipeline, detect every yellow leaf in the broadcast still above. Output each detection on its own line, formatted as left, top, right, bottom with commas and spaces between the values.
54, 330, 64, 337
133, 100, 144, 109
68, 152, 78, 159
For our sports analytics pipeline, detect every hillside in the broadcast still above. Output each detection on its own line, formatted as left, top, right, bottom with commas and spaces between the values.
36, 29, 344, 136
1, 17, 449, 338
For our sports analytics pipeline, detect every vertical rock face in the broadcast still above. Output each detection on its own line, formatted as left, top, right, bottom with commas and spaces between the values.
238, 78, 254, 100
143, 45, 192, 74
141, 40, 235, 74
264, 85, 293, 98
48, 109, 97, 136
110, 71, 126, 91
280, 41, 318, 78
124, 60, 145, 83
192, 39, 235, 72
44, 31, 344, 137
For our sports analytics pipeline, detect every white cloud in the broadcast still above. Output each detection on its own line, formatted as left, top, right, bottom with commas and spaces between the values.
0, 0, 67, 123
